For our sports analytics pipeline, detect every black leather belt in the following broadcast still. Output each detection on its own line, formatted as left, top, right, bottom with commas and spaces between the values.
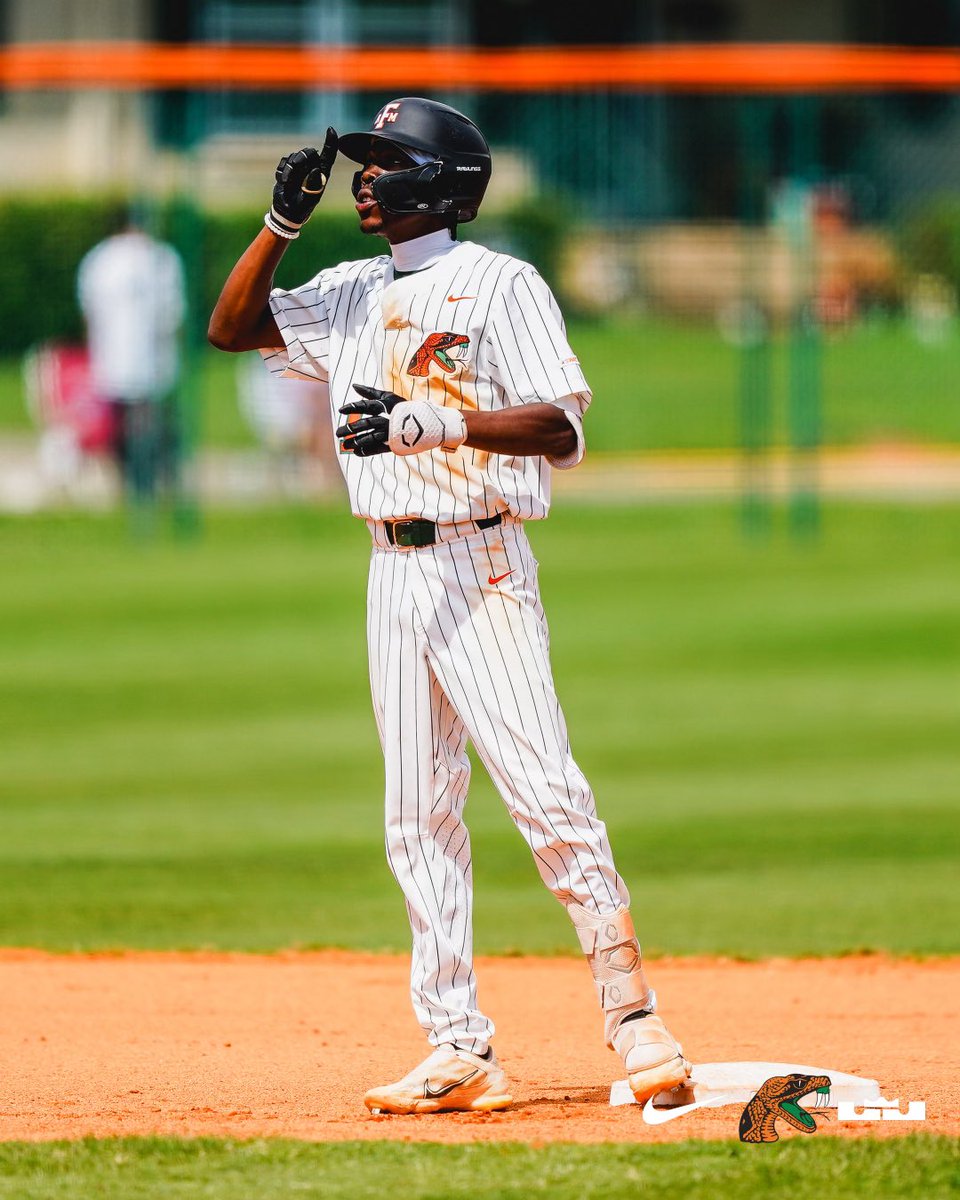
384, 513, 502, 549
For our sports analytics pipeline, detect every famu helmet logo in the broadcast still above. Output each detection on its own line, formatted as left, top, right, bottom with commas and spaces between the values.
373, 101, 401, 129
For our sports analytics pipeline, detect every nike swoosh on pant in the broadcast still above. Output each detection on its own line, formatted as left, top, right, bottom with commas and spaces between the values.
641, 1092, 740, 1125
423, 1069, 480, 1100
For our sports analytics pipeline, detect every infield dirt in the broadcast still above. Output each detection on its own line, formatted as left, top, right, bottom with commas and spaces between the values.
0, 952, 954, 1144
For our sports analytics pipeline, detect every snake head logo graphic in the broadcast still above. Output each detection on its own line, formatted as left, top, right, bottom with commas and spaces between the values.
407, 332, 470, 377
738, 1073, 832, 1143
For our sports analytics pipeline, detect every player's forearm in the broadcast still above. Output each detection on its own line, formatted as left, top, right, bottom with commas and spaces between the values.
462, 405, 577, 457
208, 227, 289, 352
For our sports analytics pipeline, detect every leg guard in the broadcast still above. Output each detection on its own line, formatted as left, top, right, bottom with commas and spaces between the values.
566, 902, 655, 1048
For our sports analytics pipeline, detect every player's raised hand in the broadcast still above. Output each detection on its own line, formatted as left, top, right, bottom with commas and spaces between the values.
338, 384, 467, 458
266, 127, 338, 239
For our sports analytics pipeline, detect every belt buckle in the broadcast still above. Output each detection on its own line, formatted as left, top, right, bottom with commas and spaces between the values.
391, 519, 433, 549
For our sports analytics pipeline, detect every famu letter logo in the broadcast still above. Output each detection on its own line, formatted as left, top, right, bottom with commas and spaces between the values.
373, 101, 401, 129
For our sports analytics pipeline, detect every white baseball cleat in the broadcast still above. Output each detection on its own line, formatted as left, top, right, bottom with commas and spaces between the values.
364, 1045, 513, 1115
614, 1014, 691, 1105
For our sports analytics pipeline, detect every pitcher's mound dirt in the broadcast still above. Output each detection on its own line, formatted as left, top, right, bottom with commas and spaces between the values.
0, 951, 954, 1144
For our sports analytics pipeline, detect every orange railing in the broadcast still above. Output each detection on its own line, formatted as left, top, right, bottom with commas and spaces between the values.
1, 42, 959, 91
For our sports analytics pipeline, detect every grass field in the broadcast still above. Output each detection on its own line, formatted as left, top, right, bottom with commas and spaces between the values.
1, 314, 957, 451
2, 500, 955, 1196
1, 501, 957, 956
0, 1137, 956, 1200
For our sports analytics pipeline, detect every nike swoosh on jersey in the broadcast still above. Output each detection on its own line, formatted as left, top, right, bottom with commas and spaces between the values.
423, 1069, 480, 1100
448, 294, 477, 303
641, 1092, 740, 1125
488, 571, 514, 586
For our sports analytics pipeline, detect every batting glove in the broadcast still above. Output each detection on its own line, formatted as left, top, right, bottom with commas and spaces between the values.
337, 384, 467, 458
266, 128, 338, 239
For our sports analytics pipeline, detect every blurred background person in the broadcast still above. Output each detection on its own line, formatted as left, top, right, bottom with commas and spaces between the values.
236, 355, 338, 499
76, 210, 186, 505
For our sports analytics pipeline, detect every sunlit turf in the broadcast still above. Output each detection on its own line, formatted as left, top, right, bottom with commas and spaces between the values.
572, 316, 960, 450
1, 502, 956, 956
0, 1136, 955, 1200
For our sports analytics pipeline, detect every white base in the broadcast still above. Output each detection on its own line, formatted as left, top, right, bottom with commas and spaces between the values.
610, 1061, 882, 1109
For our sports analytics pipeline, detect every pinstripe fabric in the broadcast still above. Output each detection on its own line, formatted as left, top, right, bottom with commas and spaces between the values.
262, 241, 590, 524
264, 233, 629, 1054
368, 522, 629, 1053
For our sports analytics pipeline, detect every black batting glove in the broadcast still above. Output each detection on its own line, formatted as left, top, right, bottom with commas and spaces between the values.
266, 128, 338, 238
336, 384, 405, 457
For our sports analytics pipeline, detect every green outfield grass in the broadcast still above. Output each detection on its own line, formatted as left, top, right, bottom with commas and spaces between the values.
0, 1137, 956, 1200
0, 501, 957, 956
1, 313, 957, 450
575, 315, 960, 450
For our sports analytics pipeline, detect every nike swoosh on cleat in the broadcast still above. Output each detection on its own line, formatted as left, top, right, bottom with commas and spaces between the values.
641, 1092, 740, 1125
448, 294, 477, 303
423, 1069, 480, 1100
488, 571, 513, 585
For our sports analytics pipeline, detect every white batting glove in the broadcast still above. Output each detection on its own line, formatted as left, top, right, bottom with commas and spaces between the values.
387, 399, 467, 456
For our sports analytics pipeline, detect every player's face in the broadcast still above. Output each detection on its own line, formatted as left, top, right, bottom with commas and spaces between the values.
354, 139, 448, 244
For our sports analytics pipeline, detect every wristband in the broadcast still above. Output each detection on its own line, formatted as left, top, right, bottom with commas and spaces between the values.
264, 211, 300, 240
440, 410, 468, 452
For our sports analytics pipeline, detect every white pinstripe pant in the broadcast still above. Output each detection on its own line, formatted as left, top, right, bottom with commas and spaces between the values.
367, 519, 630, 1054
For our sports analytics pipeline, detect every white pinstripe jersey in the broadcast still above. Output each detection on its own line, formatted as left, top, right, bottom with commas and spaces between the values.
262, 240, 591, 523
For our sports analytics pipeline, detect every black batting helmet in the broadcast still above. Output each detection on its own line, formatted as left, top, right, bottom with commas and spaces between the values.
338, 97, 491, 223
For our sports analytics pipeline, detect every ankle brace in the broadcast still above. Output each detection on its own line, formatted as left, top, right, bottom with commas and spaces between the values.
566, 902, 656, 1047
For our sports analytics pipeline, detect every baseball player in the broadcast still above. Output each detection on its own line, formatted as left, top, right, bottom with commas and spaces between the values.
209, 97, 691, 1115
